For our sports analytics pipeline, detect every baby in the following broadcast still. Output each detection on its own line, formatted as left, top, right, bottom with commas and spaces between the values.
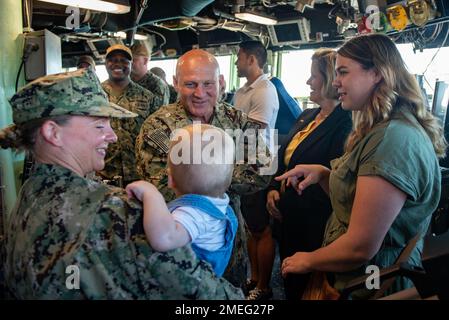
126, 123, 237, 276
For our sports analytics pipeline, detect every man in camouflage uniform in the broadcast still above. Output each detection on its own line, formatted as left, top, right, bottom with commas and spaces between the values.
99, 44, 159, 186
2, 68, 243, 299
76, 55, 96, 70
135, 49, 271, 287
131, 43, 170, 106
150, 66, 178, 104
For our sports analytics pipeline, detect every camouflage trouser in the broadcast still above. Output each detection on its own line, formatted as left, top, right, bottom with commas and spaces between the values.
223, 196, 248, 288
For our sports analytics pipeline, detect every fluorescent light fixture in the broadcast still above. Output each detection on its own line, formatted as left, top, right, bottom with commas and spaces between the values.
116, 31, 148, 40
38, 0, 131, 14
235, 10, 277, 25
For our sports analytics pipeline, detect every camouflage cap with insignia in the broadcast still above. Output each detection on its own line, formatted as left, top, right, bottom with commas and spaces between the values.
8, 68, 137, 126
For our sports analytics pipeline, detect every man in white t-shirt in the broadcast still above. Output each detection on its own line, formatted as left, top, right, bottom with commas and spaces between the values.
233, 40, 279, 300
234, 41, 279, 153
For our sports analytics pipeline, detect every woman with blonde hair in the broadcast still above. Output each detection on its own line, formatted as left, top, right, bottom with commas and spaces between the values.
266, 48, 352, 299
278, 34, 446, 299
1, 69, 243, 299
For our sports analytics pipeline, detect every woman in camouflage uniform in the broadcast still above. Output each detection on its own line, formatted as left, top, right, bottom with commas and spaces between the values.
0, 68, 243, 300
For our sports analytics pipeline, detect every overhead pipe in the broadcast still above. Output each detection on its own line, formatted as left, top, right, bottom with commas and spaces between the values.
126, 0, 149, 46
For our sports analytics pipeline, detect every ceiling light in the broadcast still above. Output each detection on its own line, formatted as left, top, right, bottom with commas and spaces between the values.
116, 31, 148, 40
38, 0, 131, 14
235, 9, 277, 26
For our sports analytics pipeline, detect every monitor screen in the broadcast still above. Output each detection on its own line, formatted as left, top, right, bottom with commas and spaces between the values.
274, 24, 302, 43
268, 19, 310, 46
432, 80, 449, 123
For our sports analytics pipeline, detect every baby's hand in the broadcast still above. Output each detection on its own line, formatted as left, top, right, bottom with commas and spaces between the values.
125, 180, 158, 202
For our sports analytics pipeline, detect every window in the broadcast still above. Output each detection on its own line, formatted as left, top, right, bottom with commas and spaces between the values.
278, 49, 315, 107
396, 43, 449, 106
216, 55, 232, 91
94, 65, 109, 82
148, 58, 177, 85
277, 44, 449, 111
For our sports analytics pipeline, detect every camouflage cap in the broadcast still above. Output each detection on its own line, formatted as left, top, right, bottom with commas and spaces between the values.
77, 55, 96, 69
131, 43, 150, 57
106, 44, 133, 60
8, 68, 137, 125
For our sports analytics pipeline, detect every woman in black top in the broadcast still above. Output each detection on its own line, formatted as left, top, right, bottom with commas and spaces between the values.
266, 48, 352, 300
